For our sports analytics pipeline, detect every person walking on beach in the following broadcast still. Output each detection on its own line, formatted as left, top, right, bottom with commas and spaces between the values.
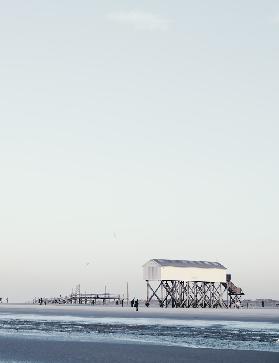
121, 299, 124, 307
134, 299, 139, 312
131, 298, 134, 308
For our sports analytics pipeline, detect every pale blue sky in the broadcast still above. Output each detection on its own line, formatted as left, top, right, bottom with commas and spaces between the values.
0, 1, 278, 301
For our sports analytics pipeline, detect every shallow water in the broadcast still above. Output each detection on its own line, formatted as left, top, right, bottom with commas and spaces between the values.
0, 313, 279, 352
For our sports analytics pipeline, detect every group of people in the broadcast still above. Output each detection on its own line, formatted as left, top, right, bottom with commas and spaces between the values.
115, 299, 125, 307
38, 298, 47, 305
130, 298, 139, 311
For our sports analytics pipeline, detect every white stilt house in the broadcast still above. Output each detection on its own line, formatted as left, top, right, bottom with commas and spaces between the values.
143, 259, 244, 308
143, 259, 227, 283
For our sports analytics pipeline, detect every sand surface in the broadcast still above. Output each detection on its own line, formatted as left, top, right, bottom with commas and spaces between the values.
0, 336, 278, 363
0, 304, 279, 362
1, 303, 279, 322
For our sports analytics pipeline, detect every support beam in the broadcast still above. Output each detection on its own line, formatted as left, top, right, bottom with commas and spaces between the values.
146, 280, 244, 309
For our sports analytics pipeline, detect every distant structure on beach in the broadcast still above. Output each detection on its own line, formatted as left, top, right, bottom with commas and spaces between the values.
243, 299, 279, 309
34, 284, 121, 305
143, 259, 244, 309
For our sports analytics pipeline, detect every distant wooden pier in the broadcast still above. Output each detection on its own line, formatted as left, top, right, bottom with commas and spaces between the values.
35, 286, 121, 305
66, 292, 121, 305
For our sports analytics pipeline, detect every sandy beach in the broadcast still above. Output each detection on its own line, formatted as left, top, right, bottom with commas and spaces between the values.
1, 303, 279, 322
0, 304, 279, 362
0, 336, 278, 363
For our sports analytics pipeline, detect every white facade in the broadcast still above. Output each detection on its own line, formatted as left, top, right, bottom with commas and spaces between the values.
143, 259, 227, 283
143, 259, 162, 280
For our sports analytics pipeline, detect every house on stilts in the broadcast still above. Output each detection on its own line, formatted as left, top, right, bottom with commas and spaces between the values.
143, 259, 244, 308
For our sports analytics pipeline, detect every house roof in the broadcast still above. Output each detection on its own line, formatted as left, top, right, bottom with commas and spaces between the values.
151, 259, 227, 270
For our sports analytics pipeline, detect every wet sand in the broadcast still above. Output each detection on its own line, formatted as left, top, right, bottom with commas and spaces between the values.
0, 336, 278, 363
0, 304, 279, 362
1, 303, 279, 323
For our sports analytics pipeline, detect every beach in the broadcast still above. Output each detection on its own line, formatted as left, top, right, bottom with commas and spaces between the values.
1, 303, 279, 322
0, 304, 278, 362
0, 336, 278, 363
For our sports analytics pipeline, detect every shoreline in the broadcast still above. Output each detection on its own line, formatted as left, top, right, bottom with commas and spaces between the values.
0, 304, 279, 361
1, 303, 279, 323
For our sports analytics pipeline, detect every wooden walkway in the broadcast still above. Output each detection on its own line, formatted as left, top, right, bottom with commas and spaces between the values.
39, 293, 122, 305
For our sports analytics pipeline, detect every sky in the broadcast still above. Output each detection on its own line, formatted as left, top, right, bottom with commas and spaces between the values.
0, 0, 278, 301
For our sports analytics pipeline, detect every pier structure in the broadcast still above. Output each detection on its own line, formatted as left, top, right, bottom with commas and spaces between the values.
67, 292, 121, 305
41, 285, 121, 305
143, 259, 244, 308
42, 293, 121, 305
